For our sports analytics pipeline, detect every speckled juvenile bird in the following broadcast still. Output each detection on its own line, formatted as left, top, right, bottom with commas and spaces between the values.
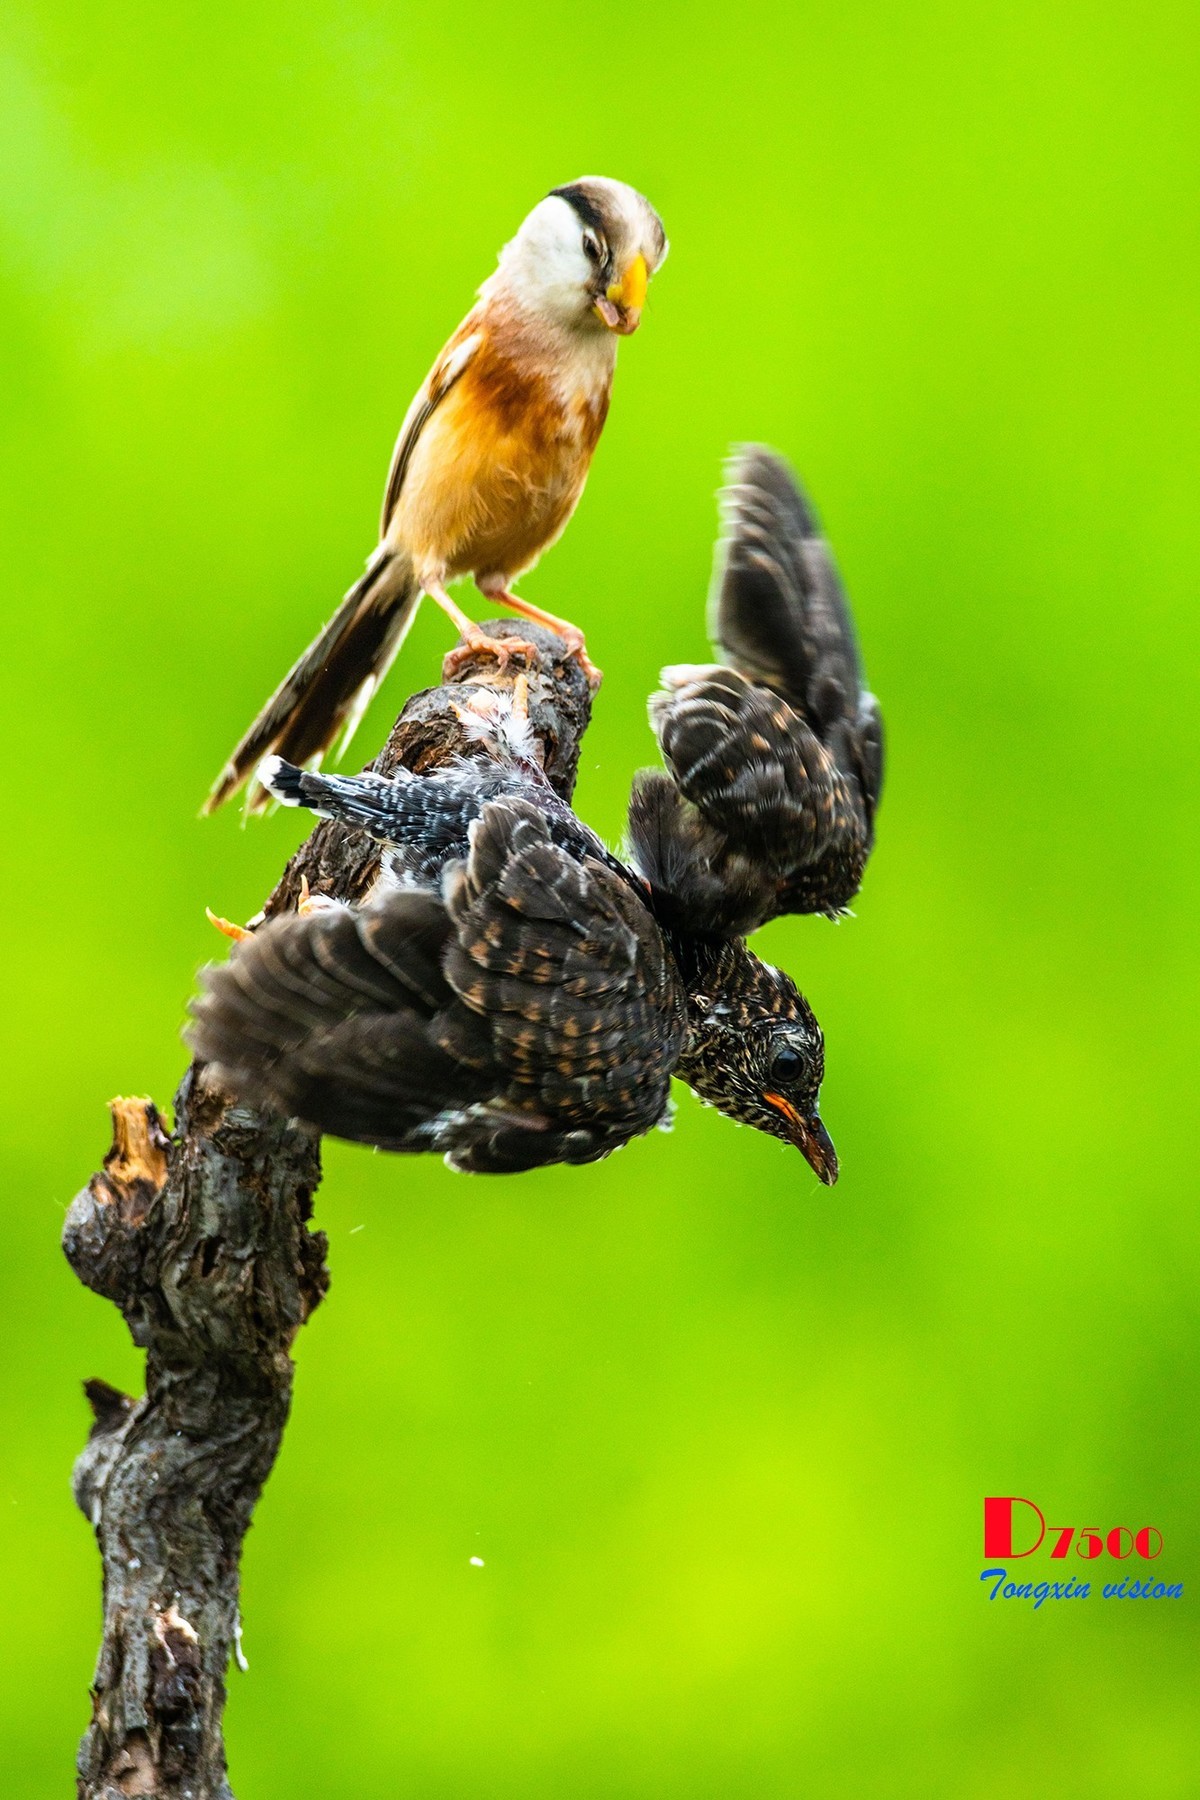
189, 450, 883, 1181
205, 178, 667, 815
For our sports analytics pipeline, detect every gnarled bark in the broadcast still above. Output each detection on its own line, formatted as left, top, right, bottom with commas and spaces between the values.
64, 623, 592, 1798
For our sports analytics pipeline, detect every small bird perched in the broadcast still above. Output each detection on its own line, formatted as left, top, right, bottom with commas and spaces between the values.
190, 450, 882, 1181
205, 177, 667, 815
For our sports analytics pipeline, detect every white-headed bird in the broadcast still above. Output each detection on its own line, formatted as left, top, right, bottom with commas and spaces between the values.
205, 178, 667, 814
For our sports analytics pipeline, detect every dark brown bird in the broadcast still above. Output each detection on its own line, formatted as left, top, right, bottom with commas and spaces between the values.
188, 449, 881, 1181
628, 446, 883, 938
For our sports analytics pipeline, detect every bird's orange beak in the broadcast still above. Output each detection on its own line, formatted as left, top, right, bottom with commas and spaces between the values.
763, 1092, 840, 1185
595, 252, 649, 334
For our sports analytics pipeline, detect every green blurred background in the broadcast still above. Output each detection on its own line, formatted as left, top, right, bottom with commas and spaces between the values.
3, 0, 1198, 1793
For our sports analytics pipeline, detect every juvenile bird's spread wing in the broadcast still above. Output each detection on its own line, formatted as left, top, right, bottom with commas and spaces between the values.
190, 890, 476, 1146
190, 798, 685, 1173
380, 325, 483, 536
630, 447, 884, 936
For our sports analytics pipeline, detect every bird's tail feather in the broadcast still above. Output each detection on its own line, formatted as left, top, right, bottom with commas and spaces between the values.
203, 550, 421, 815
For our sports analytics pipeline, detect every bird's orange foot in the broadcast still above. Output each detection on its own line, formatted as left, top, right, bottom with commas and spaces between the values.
543, 630, 601, 690
475, 589, 601, 690
563, 636, 602, 689
206, 906, 252, 943
296, 875, 339, 918
442, 629, 539, 681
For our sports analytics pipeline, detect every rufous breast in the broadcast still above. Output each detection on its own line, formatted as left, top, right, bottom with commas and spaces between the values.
397, 333, 613, 586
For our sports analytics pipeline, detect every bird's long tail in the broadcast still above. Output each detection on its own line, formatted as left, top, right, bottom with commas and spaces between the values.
203, 549, 421, 814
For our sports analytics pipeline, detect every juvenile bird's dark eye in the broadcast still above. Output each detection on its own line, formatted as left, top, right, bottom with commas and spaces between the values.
769, 1043, 804, 1084
582, 231, 604, 265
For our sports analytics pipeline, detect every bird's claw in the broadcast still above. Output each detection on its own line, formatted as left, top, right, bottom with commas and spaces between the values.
207, 906, 253, 943
442, 631, 539, 681
207, 878, 331, 944
535, 624, 601, 688
569, 641, 602, 689
296, 875, 339, 918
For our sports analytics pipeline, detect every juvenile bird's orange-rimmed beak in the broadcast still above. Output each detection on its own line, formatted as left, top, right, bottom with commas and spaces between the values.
763, 1092, 840, 1185
595, 252, 649, 334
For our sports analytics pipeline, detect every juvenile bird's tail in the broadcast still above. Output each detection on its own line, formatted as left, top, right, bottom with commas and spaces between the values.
203, 550, 421, 814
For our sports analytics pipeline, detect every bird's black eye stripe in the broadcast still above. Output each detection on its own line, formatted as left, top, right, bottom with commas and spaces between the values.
550, 183, 608, 238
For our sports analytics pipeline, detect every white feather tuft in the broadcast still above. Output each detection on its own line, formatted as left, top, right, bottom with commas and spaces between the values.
453, 689, 538, 764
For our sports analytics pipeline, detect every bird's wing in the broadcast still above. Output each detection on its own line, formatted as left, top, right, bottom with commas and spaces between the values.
188, 800, 686, 1174
633, 448, 884, 935
434, 798, 687, 1172
712, 445, 884, 820
187, 892, 485, 1151
380, 322, 483, 537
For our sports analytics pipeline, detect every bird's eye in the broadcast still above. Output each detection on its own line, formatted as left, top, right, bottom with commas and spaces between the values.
769, 1043, 805, 1084
582, 231, 604, 266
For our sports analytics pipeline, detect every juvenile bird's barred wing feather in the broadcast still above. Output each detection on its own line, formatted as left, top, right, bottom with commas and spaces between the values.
713, 450, 864, 731
189, 799, 686, 1174
188, 892, 484, 1150
710, 444, 883, 830
633, 448, 884, 935
435, 799, 687, 1170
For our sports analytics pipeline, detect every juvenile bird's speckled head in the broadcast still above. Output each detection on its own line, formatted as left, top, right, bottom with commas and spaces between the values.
488, 177, 668, 336
671, 937, 838, 1183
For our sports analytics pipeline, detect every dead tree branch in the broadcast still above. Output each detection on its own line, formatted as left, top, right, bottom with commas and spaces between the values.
63, 623, 593, 1799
